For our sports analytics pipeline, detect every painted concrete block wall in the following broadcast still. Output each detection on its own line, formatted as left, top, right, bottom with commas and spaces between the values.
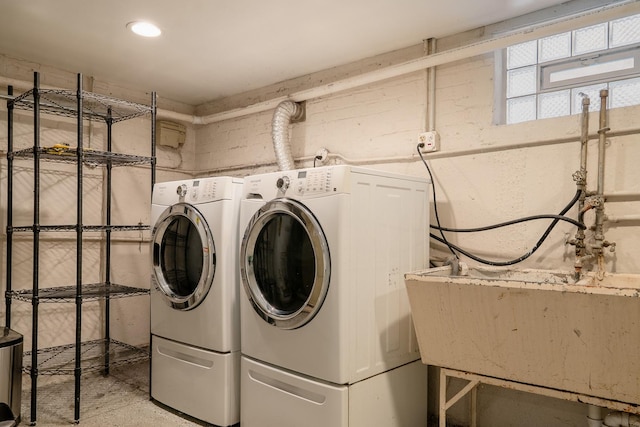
196, 71, 429, 176
194, 53, 639, 426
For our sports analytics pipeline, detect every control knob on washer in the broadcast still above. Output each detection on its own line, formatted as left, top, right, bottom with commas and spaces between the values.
276, 176, 290, 191
176, 184, 188, 197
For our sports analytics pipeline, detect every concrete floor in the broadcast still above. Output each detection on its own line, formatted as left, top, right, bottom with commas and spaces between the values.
19, 359, 208, 427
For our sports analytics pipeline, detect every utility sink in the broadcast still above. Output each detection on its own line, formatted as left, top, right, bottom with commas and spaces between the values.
404, 266, 640, 405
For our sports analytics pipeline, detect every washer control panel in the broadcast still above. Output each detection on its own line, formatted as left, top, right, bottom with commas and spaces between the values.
273, 168, 337, 197
244, 167, 348, 200
294, 169, 333, 195
175, 179, 218, 203
154, 177, 241, 205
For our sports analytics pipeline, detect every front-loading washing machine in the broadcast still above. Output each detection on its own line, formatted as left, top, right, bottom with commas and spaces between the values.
150, 176, 242, 427
238, 165, 429, 426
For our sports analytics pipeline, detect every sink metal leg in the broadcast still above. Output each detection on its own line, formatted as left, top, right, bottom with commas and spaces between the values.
437, 367, 640, 425
439, 368, 480, 427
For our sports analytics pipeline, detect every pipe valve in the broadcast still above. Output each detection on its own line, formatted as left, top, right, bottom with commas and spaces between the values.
603, 241, 616, 253
584, 195, 604, 210
572, 170, 587, 185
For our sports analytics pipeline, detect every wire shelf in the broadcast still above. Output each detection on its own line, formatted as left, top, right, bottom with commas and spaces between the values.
10, 224, 150, 233
9, 283, 150, 303
10, 88, 152, 123
5, 72, 156, 423
9, 147, 154, 167
23, 339, 150, 375
82, 224, 151, 232
10, 224, 76, 233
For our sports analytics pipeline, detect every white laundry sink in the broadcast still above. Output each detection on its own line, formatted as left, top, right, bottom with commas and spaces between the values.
404, 266, 640, 405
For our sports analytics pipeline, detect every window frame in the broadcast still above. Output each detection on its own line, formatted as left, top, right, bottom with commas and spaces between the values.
497, 13, 640, 125
540, 45, 640, 91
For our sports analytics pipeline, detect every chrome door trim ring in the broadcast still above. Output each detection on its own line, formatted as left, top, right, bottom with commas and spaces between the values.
152, 202, 216, 310
240, 198, 330, 329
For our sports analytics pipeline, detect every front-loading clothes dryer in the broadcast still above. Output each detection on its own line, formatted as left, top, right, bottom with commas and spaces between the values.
238, 165, 429, 427
150, 176, 242, 427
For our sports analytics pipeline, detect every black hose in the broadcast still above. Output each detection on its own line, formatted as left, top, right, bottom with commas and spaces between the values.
417, 139, 584, 266
417, 143, 458, 258
429, 189, 583, 266
431, 213, 585, 232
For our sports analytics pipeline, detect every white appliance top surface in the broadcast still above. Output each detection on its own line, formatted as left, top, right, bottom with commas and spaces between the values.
242, 165, 429, 200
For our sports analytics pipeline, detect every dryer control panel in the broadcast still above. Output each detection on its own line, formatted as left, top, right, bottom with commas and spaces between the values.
292, 169, 334, 195
153, 176, 243, 205
243, 166, 353, 200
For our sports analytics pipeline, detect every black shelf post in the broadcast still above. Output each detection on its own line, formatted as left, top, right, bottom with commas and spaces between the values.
151, 91, 157, 189
5, 85, 13, 328
30, 71, 42, 426
74, 73, 84, 423
104, 107, 113, 375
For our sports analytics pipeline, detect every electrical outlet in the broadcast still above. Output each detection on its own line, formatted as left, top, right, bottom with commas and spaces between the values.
315, 147, 329, 164
419, 131, 439, 152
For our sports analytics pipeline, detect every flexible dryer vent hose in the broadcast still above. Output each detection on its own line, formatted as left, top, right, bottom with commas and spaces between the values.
272, 101, 304, 171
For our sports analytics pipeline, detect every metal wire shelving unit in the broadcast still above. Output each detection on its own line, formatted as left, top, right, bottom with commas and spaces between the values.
4, 71, 156, 424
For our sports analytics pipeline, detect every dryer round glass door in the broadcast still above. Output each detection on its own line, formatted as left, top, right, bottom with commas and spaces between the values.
152, 203, 216, 310
241, 198, 330, 329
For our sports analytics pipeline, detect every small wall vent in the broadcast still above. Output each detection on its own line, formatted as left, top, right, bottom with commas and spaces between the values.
157, 120, 186, 148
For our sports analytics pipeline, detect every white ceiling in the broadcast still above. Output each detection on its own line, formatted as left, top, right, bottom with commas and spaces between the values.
0, 0, 570, 106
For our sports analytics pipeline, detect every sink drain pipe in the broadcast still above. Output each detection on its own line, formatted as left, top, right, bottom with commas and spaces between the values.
602, 412, 640, 427
272, 100, 304, 171
588, 406, 640, 427
588, 405, 603, 427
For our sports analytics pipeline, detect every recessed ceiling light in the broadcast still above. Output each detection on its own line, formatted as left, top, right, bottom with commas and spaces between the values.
127, 21, 161, 38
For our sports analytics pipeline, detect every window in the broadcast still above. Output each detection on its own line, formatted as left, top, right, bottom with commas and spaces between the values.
503, 13, 640, 124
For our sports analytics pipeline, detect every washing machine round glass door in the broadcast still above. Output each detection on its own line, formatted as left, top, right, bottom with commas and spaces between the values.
241, 198, 330, 329
152, 203, 215, 310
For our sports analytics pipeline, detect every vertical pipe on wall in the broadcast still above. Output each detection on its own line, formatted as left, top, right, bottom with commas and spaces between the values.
596, 90, 608, 201
428, 38, 437, 132
593, 89, 609, 271
573, 96, 590, 262
579, 96, 590, 192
